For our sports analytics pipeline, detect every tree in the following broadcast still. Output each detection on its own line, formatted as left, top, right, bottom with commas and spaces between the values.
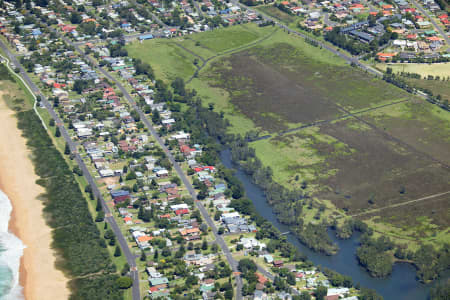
96, 198, 102, 211
171, 77, 186, 96
121, 263, 130, 275
73, 166, 82, 176
64, 143, 71, 155
55, 127, 61, 137
138, 205, 144, 220
152, 109, 161, 124
185, 275, 198, 287
359, 288, 383, 300
170, 176, 181, 185
116, 276, 132, 289
49, 118, 55, 126
202, 239, 208, 250
95, 210, 105, 222
314, 286, 328, 300
238, 258, 257, 274
126, 171, 136, 181
295, 291, 311, 300
104, 229, 115, 240
70, 12, 83, 24
140, 251, 147, 262
287, 272, 296, 285
114, 245, 122, 257
162, 247, 171, 257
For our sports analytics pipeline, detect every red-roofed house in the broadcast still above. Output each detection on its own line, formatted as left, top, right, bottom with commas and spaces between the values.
175, 208, 189, 216
255, 273, 268, 285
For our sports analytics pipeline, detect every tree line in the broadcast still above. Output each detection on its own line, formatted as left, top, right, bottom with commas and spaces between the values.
16, 110, 124, 299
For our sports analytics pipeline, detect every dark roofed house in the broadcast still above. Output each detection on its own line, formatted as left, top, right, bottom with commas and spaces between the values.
273, 260, 284, 267
349, 30, 374, 43
111, 190, 130, 204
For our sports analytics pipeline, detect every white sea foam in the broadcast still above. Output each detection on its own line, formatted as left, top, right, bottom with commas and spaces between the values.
0, 189, 25, 300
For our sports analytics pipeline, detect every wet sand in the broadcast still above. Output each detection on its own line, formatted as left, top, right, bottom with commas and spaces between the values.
0, 98, 69, 300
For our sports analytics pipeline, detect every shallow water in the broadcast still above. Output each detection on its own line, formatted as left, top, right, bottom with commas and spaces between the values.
0, 190, 25, 300
220, 148, 436, 300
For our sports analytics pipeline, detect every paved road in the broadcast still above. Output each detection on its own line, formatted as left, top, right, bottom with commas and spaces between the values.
323, 12, 338, 27
0, 39, 141, 300
55, 28, 245, 299
193, 0, 206, 19
233, 0, 383, 77
73, 30, 167, 46
410, 0, 450, 49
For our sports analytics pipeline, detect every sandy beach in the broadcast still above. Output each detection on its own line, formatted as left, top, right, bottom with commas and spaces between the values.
0, 98, 69, 300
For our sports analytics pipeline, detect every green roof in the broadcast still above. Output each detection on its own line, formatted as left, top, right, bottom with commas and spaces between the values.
200, 284, 214, 292
151, 290, 170, 299
149, 277, 169, 286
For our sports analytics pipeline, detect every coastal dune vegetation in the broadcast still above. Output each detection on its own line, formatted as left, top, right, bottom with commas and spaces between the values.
17, 110, 123, 299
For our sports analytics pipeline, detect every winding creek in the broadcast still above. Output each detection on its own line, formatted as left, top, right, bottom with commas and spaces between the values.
220, 148, 436, 300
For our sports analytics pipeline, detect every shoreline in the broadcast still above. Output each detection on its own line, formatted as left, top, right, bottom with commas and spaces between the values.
0, 98, 69, 300
6, 200, 27, 298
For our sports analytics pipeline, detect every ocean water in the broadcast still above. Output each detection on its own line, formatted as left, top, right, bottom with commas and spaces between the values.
0, 190, 25, 300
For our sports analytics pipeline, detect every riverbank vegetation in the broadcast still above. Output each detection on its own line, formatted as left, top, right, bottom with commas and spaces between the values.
126, 24, 449, 287
159, 75, 384, 297
16, 110, 123, 299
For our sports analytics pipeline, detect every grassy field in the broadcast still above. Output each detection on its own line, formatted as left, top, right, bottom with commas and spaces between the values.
376, 63, 450, 77
193, 28, 449, 244
126, 39, 198, 82
185, 23, 273, 54
202, 35, 408, 134
403, 77, 450, 101
256, 5, 298, 25
126, 25, 450, 247
125, 23, 275, 82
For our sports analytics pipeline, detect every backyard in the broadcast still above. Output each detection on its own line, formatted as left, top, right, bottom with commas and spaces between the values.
126, 25, 450, 248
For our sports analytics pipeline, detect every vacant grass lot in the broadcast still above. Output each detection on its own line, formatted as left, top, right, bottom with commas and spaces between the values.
376, 63, 450, 77
125, 24, 275, 82
204, 41, 409, 133
186, 23, 273, 54
404, 77, 450, 101
126, 39, 198, 82
362, 101, 450, 164
126, 25, 450, 245
257, 5, 297, 25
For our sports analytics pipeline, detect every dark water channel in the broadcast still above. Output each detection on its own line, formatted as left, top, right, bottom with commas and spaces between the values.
220, 148, 437, 300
